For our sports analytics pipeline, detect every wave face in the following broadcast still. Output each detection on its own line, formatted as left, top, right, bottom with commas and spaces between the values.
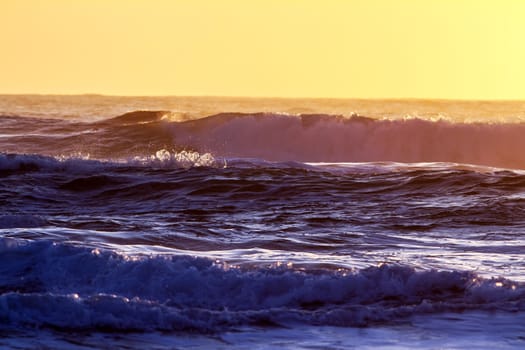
172, 113, 525, 168
2, 110, 525, 169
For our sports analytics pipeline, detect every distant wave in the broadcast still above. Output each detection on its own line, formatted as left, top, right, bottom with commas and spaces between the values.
2, 111, 525, 168
0, 238, 523, 332
170, 112, 525, 169
103, 110, 172, 124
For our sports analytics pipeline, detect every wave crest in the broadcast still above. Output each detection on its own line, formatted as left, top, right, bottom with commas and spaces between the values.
1, 238, 524, 332
0, 150, 218, 173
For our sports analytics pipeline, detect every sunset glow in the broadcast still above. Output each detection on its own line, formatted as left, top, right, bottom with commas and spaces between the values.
3, 1, 525, 348
1, 0, 525, 99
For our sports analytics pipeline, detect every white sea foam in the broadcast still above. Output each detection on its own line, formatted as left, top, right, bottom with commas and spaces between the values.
0, 150, 219, 173
130, 149, 217, 168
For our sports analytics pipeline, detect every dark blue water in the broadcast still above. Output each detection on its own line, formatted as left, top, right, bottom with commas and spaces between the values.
1, 97, 525, 348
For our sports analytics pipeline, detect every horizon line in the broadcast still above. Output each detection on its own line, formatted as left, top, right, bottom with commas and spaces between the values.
0, 92, 524, 103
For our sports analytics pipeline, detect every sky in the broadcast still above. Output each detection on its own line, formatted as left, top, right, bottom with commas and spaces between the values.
1, 0, 524, 99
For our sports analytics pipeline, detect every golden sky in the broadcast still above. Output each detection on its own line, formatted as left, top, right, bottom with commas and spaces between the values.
1, 0, 524, 99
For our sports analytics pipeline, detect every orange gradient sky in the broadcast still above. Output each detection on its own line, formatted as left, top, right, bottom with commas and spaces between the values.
1, 0, 524, 99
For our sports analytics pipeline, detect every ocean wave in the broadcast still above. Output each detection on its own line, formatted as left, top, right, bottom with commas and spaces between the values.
169, 112, 525, 169
0, 151, 217, 173
3, 111, 525, 168
103, 110, 173, 125
3, 152, 525, 202
0, 238, 523, 332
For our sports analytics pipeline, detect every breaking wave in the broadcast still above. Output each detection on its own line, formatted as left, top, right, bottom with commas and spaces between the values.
0, 150, 218, 173
1, 238, 523, 332
170, 113, 525, 169
2, 111, 525, 169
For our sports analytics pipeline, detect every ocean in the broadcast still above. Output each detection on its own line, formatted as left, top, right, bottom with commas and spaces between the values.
1, 95, 525, 349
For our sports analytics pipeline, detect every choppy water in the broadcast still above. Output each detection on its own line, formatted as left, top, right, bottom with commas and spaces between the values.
1, 95, 525, 349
